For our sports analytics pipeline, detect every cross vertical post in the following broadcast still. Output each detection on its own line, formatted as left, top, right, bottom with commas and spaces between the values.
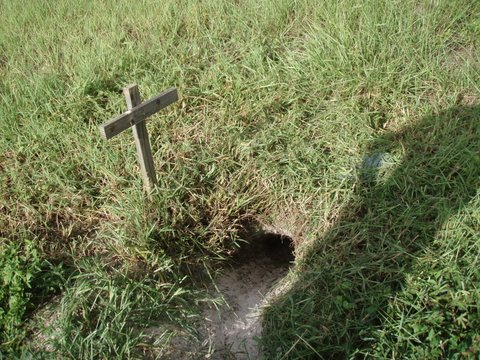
124, 84, 157, 191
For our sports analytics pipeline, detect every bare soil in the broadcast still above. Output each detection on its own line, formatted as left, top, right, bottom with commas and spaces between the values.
202, 233, 294, 359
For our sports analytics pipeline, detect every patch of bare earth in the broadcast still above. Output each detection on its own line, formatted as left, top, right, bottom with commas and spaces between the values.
201, 232, 294, 359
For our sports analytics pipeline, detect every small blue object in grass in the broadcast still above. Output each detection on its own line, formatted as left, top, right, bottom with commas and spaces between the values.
359, 152, 394, 182
338, 152, 394, 182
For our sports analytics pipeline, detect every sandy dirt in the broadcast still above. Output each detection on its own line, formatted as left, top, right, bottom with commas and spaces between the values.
201, 234, 294, 359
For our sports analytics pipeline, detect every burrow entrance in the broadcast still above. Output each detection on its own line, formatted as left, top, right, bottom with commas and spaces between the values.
202, 230, 295, 359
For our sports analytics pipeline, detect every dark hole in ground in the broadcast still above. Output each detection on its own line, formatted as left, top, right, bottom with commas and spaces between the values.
232, 231, 295, 266
202, 230, 295, 359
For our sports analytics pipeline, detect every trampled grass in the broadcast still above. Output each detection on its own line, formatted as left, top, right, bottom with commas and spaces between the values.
0, 0, 479, 358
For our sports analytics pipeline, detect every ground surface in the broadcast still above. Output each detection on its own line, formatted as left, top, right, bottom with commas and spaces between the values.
202, 234, 293, 359
1, 0, 479, 358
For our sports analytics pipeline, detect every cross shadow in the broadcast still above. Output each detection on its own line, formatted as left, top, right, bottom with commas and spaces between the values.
261, 105, 480, 358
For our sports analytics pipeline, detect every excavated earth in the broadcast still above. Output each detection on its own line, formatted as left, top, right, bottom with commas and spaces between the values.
201, 232, 294, 359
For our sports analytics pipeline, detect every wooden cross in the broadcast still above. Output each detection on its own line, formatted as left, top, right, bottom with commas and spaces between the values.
99, 84, 178, 191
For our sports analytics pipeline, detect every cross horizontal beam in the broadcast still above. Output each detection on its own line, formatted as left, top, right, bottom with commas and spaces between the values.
99, 87, 178, 140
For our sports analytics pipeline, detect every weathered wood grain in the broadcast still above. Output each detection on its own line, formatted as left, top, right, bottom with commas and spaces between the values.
99, 87, 178, 140
123, 84, 158, 191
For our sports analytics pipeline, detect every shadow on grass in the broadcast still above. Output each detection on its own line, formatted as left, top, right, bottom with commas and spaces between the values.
262, 105, 480, 358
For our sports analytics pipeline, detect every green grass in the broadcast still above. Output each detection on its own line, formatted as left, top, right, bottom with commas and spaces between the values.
0, 0, 479, 358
